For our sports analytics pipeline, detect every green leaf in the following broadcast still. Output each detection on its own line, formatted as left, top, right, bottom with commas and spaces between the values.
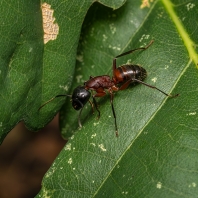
0, 0, 43, 142
31, 0, 197, 197
0, 0, 125, 143
37, 0, 198, 197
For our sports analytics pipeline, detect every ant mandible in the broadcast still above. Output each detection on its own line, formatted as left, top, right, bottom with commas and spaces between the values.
39, 40, 178, 137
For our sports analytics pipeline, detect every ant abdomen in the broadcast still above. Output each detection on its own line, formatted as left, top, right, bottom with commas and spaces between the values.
115, 65, 147, 83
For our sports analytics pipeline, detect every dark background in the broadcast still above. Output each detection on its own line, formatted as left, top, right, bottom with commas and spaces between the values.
0, 114, 67, 198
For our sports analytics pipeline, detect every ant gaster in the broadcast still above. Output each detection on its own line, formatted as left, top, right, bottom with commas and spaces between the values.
39, 40, 178, 136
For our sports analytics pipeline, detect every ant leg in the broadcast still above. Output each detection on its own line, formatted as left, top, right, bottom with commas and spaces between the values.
113, 58, 117, 78
116, 40, 154, 58
38, 94, 72, 111
78, 102, 95, 129
78, 107, 84, 128
92, 88, 106, 119
113, 40, 154, 77
133, 79, 179, 97
88, 100, 95, 114
92, 96, 100, 119
119, 79, 133, 90
109, 91, 118, 137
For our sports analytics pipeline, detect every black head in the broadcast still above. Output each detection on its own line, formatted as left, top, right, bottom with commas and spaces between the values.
72, 86, 91, 110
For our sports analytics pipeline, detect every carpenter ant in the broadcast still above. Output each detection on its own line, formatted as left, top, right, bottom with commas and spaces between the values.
39, 40, 178, 136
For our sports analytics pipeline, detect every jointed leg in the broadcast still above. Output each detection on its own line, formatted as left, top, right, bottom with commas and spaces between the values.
78, 99, 99, 128
78, 107, 83, 128
109, 92, 118, 137
116, 40, 154, 59
119, 79, 133, 90
92, 88, 106, 119
133, 79, 179, 97
88, 100, 94, 114
92, 96, 100, 119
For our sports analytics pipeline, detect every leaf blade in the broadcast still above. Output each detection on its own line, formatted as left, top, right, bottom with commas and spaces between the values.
36, 0, 198, 197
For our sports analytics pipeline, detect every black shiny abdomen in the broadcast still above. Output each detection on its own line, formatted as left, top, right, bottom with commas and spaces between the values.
118, 64, 147, 82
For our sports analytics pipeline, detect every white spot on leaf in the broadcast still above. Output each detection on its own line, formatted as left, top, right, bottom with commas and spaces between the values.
103, 34, 108, 42
157, 182, 162, 189
164, 65, 169, 69
109, 23, 116, 34
186, 3, 195, 11
139, 34, 150, 43
68, 158, 72, 164
76, 75, 83, 83
90, 143, 96, 147
140, 0, 153, 9
65, 143, 71, 151
42, 3, 59, 44
98, 144, 107, 152
108, 44, 121, 51
91, 133, 97, 138
59, 85, 68, 91
187, 112, 196, 116
76, 54, 84, 62
93, 122, 99, 126
151, 77, 157, 83
189, 182, 196, 187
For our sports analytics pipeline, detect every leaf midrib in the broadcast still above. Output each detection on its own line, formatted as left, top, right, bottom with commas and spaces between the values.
162, 0, 198, 67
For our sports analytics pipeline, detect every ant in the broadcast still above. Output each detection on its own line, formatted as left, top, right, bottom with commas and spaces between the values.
39, 40, 178, 136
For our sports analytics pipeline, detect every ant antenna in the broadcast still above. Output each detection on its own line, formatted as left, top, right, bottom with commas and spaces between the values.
38, 94, 72, 111
115, 40, 154, 59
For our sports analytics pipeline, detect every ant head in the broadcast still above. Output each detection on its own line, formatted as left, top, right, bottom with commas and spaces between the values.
72, 86, 91, 110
